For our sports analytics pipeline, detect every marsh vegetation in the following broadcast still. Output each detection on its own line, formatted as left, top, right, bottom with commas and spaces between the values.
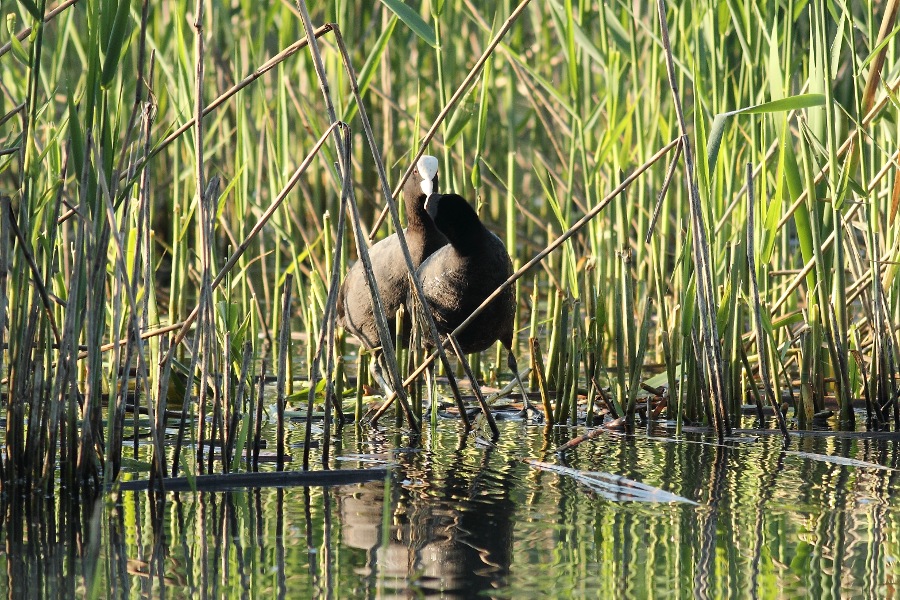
1, 0, 900, 595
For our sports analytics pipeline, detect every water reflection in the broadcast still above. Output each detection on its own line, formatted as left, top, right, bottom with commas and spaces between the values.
1, 423, 900, 597
1, 491, 100, 599
338, 440, 514, 598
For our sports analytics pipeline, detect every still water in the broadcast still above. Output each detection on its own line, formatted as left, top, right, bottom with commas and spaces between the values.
2, 417, 899, 598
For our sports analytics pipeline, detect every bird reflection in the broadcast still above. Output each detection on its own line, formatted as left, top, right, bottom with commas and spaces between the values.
337, 440, 515, 598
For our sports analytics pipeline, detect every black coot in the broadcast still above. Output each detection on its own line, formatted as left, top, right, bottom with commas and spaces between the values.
336, 155, 446, 353
417, 193, 536, 417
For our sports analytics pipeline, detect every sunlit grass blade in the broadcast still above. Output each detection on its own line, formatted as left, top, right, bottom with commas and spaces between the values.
379, 0, 438, 47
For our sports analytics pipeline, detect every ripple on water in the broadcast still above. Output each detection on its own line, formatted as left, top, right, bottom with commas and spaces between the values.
4, 417, 899, 598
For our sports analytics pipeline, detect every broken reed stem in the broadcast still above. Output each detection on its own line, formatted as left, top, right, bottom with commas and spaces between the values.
0, 103, 25, 129
276, 274, 293, 472
331, 25, 472, 425
295, 1, 418, 429
656, 0, 729, 439
745, 164, 788, 441
645, 139, 682, 244
369, 0, 534, 236
74, 322, 183, 361
375, 137, 681, 412
448, 334, 498, 438
311, 132, 352, 471
530, 337, 554, 427
555, 426, 609, 454
254, 360, 266, 471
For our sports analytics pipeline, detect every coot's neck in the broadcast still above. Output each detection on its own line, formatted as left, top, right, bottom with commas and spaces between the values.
404, 190, 433, 231
404, 189, 448, 264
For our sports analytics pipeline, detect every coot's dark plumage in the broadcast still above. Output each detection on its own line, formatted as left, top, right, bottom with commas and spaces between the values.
417, 193, 516, 354
417, 193, 536, 416
336, 156, 446, 351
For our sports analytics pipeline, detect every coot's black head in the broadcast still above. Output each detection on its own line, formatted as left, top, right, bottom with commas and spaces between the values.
424, 193, 485, 249
402, 155, 439, 206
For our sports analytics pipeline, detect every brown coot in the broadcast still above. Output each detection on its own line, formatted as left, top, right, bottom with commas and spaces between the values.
417, 192, 536, 417
336, 155, 447, 353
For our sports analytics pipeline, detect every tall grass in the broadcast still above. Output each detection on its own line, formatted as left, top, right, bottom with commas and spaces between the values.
1, 0, 899, 490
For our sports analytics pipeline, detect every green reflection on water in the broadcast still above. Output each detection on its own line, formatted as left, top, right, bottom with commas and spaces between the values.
1, 420, 899, 598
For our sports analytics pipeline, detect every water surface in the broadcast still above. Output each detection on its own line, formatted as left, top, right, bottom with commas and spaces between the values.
2, 418, 899, 598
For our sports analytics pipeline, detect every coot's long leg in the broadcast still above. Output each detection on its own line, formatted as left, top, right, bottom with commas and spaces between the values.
370, 350, 395, 398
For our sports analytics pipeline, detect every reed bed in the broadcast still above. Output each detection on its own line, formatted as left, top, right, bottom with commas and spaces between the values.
0, 0, 898, 492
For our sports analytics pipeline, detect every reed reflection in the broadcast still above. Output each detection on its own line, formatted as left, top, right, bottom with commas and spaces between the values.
1, 489, 101, 600
4, 426, 900, 598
